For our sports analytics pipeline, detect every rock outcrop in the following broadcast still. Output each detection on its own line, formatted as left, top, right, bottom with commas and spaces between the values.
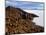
5, 6, 44, 35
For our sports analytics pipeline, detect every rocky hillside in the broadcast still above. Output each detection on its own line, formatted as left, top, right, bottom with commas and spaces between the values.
5, 6, 44, 35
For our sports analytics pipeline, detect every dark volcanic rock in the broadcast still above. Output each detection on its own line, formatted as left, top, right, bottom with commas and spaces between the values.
5, 6, 44, 34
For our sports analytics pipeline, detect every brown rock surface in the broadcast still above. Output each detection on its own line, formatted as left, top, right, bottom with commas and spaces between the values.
5, 6, 44, 35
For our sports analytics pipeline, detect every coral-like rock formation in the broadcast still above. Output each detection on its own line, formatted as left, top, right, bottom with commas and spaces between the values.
5, 6, 44, 35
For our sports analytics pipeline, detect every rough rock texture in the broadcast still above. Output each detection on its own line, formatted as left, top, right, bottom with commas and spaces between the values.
5, 6, 44, 35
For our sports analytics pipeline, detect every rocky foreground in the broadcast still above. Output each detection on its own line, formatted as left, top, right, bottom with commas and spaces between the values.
5, 6, 44, 35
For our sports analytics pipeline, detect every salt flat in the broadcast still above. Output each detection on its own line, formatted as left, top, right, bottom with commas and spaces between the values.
24, 10, 44, 27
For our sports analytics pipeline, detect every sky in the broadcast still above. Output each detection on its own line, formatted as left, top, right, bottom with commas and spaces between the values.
6, 0, 44, 2
6, 0, 44, 10
15, 1, 44, 10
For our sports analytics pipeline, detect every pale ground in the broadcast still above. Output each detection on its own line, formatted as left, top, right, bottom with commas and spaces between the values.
24, 10, 44, 27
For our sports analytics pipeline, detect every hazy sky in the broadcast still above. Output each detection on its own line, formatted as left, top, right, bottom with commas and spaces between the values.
6, 0, 44, 2
15, 1, 44, 10
6, 1, 44, 10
